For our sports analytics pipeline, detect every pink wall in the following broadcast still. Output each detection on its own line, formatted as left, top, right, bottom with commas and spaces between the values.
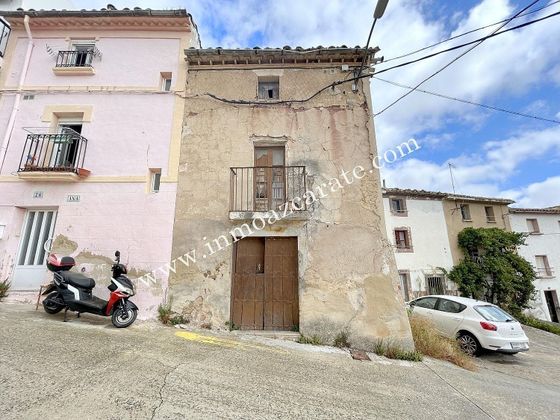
4, 35, 181, 88
0, 93, 176, 176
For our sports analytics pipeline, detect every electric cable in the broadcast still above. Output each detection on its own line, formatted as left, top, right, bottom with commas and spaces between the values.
373, 76, 560, 124
374, 0, 542, 117
373, 10, 560, 77
383, 0, 560, 63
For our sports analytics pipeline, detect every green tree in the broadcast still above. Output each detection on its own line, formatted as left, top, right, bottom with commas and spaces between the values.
448, 227, 536, 315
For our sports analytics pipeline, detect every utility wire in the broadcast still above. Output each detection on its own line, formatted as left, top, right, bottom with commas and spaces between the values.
383, 0, 560, 63
355, 17, 379, 81
180, 6, 557, 109
373, 10, 560, 76
373, 76, 560, 124
374, 0, 542, 117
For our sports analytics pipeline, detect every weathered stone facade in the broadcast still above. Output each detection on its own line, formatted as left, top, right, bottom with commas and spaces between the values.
168, 48, 413, 349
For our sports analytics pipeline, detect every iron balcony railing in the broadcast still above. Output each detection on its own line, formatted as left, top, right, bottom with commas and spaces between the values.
230, 166, 307, 212
536, 268, 554, 278
55, 50, 94, 67
18, 129, 88, 174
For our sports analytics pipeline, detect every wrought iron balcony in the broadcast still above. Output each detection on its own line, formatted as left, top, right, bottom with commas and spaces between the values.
230, 166, 307, 213
18, 128, 89, 180
536, 268, 554, 278
55, 50, 94, 67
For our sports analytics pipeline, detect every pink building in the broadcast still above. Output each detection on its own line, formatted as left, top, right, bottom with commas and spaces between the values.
0, 8, 199, 318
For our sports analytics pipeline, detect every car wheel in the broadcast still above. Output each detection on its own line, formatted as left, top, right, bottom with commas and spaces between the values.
458, 332, 480, 356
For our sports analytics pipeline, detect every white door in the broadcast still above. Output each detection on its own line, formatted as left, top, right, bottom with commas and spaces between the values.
12, 210, 57, 290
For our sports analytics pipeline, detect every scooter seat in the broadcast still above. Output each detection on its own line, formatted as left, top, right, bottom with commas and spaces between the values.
60, 271, 96, 289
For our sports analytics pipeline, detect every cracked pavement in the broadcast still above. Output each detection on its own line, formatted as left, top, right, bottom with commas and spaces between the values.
1, 304, 559, 419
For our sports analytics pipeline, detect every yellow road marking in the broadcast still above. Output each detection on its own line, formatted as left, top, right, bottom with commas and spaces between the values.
174, 331, 287, 353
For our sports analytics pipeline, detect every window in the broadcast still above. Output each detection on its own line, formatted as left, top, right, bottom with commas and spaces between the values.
437, 299, 466, 313
535, 255, 552, 277
71, 42, 95, 67
394, 228, 412, 251
460, 204, 471, 221
54, 121, 83, 168
426, 276, 445, 295
258, 76, 279, 100
398, 271, 410, 302
150, 169, 161, 193
390, 198, 407, 215
527, 218, 540, 234
412, 296, 438, 309
484, 206, 496, 223
474, 305, 514, 322
160, 72, 172, 92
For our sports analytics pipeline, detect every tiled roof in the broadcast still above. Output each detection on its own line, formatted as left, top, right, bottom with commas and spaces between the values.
185, 46, 380, 66
382, 188, 446, 199
509, 207, 560, 214
383, 188, 515, 204
0, 7, 189, 18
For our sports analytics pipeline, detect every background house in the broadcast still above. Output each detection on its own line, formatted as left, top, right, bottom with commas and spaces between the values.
382, 188, 455, 300
509, 207, 560, 323
441, 193, 514, 265
0, 8, 199, 318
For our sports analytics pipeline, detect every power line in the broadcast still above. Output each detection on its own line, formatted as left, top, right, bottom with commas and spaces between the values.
383, 0, 560, 63
184, 7, 558, 108
373, 76, 560, 124
374, 0, 542, 117
373, 9, 560, 77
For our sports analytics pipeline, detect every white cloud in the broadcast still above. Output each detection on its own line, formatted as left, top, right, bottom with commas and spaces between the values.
505, 176, 560, 208
382, 125, 560, 204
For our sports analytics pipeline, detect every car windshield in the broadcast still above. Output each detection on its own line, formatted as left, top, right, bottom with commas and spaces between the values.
474, 305, 514, 322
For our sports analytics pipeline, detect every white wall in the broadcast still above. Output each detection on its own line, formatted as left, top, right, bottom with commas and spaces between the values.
509, 212, 560, 322
383, 196, 454, 296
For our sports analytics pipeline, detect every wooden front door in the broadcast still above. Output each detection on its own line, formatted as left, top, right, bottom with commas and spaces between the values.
254, 147, 285, 211
232, 237, 298, 330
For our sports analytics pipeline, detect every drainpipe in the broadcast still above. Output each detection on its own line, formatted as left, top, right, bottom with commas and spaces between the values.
0, 15, 33, 173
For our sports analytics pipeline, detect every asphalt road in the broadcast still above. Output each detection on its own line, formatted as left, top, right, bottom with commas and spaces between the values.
1, 303, 559, 419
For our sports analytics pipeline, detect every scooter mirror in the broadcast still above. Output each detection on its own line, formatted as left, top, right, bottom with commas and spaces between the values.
115, 250, 120, 258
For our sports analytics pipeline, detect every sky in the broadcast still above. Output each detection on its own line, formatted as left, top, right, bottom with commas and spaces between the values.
11, 0, 560, 208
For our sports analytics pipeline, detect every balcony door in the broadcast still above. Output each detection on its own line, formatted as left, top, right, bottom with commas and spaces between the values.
254, 146, 285, 211
52, 121, 82, 169
12, 209, 57, 290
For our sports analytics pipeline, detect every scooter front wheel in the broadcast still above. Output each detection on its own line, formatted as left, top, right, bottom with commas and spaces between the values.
111, 304, 137, 328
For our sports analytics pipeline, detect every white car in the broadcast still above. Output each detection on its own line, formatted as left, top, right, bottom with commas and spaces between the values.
408, 295, 529, 356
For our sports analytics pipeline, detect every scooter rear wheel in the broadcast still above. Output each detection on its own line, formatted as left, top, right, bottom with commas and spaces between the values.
111, 305, 137, 328
43, 292, 65, 314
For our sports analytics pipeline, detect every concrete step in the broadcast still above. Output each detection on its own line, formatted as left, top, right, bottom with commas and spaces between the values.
232, 330, 300, 341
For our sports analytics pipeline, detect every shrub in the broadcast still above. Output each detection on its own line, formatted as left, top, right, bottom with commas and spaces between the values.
371, 338, 423, 362
517, 313, 560, 336
0, 279, 10, 301
157, 303, 173, 325
333, 330, 351, 348
158, 302, 189, 326
297, 334, 324, 345
409, 316, 476, 371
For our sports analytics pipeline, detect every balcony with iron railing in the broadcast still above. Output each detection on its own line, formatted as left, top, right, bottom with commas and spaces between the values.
229, 166, 309, 220
536, 267, 555, 278
17, 128, 90, 181
53, 49, 95, 75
